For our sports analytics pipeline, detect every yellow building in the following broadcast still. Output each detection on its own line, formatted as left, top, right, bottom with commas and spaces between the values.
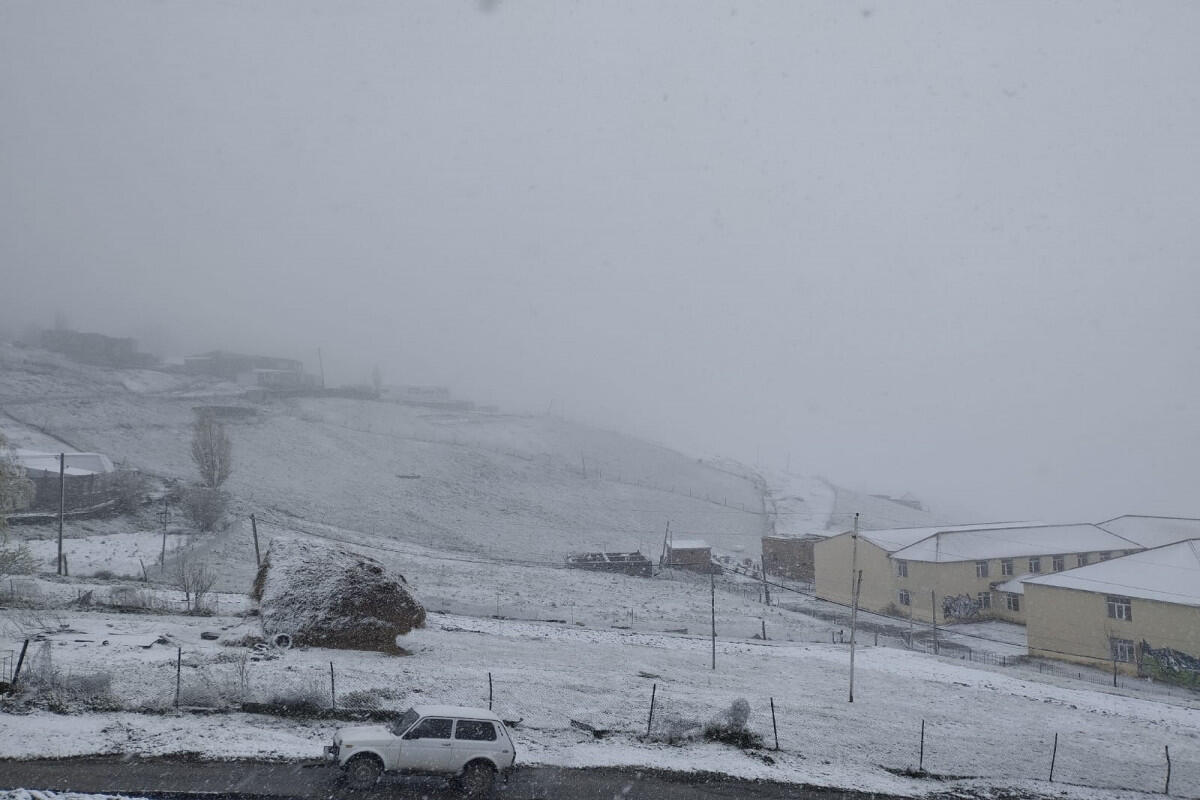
813, 523, 1142, 624
1023, 539, 1200, 679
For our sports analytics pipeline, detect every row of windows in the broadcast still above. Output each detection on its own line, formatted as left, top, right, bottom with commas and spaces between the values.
897, 551, 1126, 579
406, 718, 498, 741
897, 590, 1134, 621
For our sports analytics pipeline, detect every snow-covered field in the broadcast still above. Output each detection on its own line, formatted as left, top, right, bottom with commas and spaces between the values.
3, 349, 1197, 799
2, 560, 1198, 799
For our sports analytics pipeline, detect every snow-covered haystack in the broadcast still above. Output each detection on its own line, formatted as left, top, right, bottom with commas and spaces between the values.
251, 538, 426, 654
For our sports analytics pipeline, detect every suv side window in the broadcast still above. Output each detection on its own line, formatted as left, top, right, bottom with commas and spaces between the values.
454, 720, 497, 741
404, 717, 453, 739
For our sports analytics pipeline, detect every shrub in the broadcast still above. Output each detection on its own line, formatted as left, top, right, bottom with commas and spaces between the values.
180, 486, 228, 532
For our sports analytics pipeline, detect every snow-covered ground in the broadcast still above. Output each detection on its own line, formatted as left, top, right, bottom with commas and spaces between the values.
2, 561, 1197, 798
4, 348, 1198, 799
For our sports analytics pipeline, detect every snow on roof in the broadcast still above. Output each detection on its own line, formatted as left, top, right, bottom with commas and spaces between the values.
1097, 515, 1200, 549
890, 523, 1139, 563
411, 704, 504, 721
670, 539, 708, 550
994, 574, 1033, 595
855, 522, 1042, 554
1023, 539, 1200, 607
14, 450, 115, 475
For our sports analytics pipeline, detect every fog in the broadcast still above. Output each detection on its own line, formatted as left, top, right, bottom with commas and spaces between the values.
3, 1, 1198, 524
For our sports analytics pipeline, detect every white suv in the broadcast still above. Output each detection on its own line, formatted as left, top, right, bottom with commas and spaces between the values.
326, 704, 516, 796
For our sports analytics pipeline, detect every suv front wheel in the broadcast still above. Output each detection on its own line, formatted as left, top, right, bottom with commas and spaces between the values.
344, 754, 383, 789
458, 760, 495, 797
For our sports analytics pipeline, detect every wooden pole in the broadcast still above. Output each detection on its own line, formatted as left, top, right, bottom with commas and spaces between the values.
931, 590, 939, 655
919, 719, 925, 773
175, 647, 182, 707
251, 514, 261, 567
57, 453, 65, 575
849, 569, 863, 702
646, 683, 657, 737
1049, 732, 1058, 782
12, 639, 29, 684
330, 662, 336, 710
710, 570, 717, 670
1165, 745, 1171, 795
770, 697, 779, 751
488, 672, 493, 710
761, 619, 767, 641
160, 495, 168, 567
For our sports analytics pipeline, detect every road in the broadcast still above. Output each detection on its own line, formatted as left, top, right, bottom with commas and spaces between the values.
0, 756, 893, 800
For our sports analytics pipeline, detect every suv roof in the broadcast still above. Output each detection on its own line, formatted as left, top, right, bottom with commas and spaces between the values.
409, 704, 504, 721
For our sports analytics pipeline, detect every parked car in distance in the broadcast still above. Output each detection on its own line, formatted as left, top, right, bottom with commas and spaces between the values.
326, 704, 516, 796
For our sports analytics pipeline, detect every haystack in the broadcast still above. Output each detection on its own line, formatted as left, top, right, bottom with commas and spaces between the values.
251, 538, 425, 654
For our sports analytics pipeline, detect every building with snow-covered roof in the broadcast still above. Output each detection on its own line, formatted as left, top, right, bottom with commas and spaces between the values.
813, 522, 1143, 625
1023, 539, 1200, 681
665, 540, 716, 574
1096, 515, 1200, 549
12, 450, 122, 514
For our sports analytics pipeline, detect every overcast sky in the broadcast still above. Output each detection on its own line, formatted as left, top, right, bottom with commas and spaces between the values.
3, 1, 1198, 523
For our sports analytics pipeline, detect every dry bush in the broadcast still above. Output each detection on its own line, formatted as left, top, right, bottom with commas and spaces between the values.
180, 486, 228, 532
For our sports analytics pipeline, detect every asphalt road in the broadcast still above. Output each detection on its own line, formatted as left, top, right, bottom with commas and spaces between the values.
0, 757, 892, 800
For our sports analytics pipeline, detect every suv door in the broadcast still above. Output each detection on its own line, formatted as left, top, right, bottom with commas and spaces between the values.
453, 719, 508, 767
400, 717, 456, 772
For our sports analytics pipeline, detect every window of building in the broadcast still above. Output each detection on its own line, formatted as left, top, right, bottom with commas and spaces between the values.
1005, 593, 1020, 612
975, 560, 989, 578
1106, 595, 1133, 621
1077, 553, 1089, 567
1110, 638, 1135, 663
1028, 557, 1041, 574
1099, 551, 1112, 562
1052, 555, 1065, 572
898, 589, 911, 606
1001, 559, 1014, 576
976, 592, 991, 609
896, 560, 908, 578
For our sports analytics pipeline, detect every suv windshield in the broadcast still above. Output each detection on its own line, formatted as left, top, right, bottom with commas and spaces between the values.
389, 708, 419, 736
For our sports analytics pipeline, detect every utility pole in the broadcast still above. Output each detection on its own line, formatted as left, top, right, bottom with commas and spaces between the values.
848, 512, 859, 606
760, 557, 771, 606
849, 569, 863, 702
316, 347, 326, 389
159, 495, 170, 568
659, 520, 671, 567
57, 453, 65, 576
931, 590, 939, 655
710, 568, 717, 670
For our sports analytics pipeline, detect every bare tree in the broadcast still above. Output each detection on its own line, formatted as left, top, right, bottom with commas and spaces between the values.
191, 418, 232, 489
175, 552, 218, 613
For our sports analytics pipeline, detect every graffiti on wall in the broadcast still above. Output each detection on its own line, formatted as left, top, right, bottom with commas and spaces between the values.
941, 593, 981, 621
1140, 640, 1200, 689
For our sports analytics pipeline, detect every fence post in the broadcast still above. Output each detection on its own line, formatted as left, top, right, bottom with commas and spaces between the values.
175, 648, 182, 707
646, 683, 657, 737
1049, 732, 1058, 782
488, 672, 493, 710
11, 639, 29, 685
1165, 745, 1171, 795
330, 662, 336, 710
770, 697, 779, 751
251, 514, 262, 568
918, 719, 925, 773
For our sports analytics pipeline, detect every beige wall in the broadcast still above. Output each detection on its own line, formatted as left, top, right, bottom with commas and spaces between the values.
1026, 583, 1200, 675
813, 533, 895, 612
814, 542, 1144, 625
